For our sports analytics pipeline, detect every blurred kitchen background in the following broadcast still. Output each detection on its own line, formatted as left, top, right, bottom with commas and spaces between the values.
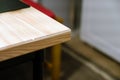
1, 0, 120, 80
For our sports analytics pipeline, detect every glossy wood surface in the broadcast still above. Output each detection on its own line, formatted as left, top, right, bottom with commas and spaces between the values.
0, 7, 71, 61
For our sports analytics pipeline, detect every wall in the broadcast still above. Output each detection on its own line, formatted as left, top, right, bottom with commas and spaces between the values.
41, 0, 72, 27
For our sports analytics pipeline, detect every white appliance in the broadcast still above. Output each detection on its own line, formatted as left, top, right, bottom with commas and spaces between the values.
80, 0, 120, 62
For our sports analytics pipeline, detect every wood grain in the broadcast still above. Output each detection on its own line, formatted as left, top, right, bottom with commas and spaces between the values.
0, 7, 71, 61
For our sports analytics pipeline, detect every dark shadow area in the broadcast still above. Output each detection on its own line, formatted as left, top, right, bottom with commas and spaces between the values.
0, 61, 33, 80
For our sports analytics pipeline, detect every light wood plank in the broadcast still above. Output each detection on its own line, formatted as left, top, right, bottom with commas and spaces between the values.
0, 7, 71, 61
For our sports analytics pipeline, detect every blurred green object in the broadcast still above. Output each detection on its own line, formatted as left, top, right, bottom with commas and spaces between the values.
0, 0, 29, 13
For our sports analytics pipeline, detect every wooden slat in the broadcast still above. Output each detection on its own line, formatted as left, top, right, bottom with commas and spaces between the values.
0, 7, 71, 61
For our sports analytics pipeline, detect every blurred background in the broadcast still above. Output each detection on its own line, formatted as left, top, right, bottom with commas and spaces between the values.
0, 0, 120, 80
41, 0, 120, 80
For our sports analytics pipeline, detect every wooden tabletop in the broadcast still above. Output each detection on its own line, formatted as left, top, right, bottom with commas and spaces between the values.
0, 7, 71, 61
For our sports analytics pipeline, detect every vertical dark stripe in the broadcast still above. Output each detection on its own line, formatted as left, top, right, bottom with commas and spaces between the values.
33, 50, 44, 80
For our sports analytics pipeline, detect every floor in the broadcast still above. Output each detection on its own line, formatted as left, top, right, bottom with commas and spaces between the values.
64, 29, 120, 80
0, 47, 119, 80
59, 49, 107, 80
45, 46, 119, 80
0, 30, 120, 80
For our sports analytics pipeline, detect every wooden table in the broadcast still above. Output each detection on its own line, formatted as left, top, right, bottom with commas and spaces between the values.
0, 7, 71, 80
